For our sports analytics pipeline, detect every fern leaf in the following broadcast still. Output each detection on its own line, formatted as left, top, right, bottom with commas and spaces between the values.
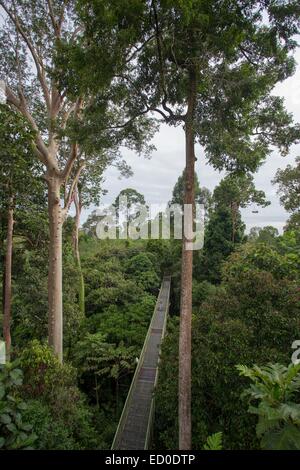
204, 432, 223, 450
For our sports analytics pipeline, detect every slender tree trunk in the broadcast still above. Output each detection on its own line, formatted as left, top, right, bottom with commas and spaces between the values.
47, 175, 63, 362
231, 202, 238, 243
72, 189, 85, 315
3, 202, 14, 362
179, 68, 197, 450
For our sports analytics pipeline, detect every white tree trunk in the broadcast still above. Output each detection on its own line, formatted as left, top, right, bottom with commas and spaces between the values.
3, 203, 14, 362
72, 190, 85, 315
47, 175, 63, 362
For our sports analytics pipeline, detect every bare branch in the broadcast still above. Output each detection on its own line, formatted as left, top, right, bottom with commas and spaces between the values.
61, 98, 83, 180
5, 83, 20, 108
239, 46, 258, 68
152, 107, 186, 122
62, 142, 78, 183
60, 102, 76, 129
58, 0, 68, 27
125, 34, 156, 64
47, 0, 60, 37
107, 108, 150, 129
70, 25, 84, 41
63, 163, 85, 214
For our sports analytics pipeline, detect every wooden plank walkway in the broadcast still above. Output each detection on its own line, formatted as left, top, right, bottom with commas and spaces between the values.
111, 276, 171, 450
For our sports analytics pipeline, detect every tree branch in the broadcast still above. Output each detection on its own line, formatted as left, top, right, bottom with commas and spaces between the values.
46, 0, 60, 37
151, 0, 178, 119
239, 45, 258, 68
63, 163, 85, 214
107, 108, 150, 129
152, 107, 186, 122
1, 0, 51, 111
125, 34, 156, 64
62, 142, 78, 183
61, 98, 83, 180
4, 84, 52, 167
60, 102, 76, 129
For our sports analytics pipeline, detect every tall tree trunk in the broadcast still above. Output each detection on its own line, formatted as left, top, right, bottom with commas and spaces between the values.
72, 188, 85, 315
3, 202, 14, 362
47, 175, 63, 362
231, 201, 238, 243
179, 68, 197, 450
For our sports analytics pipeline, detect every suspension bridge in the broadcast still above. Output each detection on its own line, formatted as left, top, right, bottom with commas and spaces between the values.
111, 276, 171, 450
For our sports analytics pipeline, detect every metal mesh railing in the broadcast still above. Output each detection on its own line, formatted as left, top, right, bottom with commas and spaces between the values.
111, 276, 171, 450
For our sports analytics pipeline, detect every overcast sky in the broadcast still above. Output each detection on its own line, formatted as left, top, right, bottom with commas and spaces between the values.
0, 9, 299, 233
81, 47, 300, 233
1, 9, 298, 234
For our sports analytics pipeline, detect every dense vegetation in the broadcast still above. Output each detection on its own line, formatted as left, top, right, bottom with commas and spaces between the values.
1, 0, 300, 451
1, 172, 300, 449
1, 229, 166, 449
154, 228, 300, 449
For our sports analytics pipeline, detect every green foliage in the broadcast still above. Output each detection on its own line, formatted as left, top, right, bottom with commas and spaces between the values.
84, 259, 139, 315
273, 156, 300, 213
219, 243, 300, 351
273, 156, 300, 231
18, 340, 99, 449
192, 280, 218, 309
248, 226, 279, 245
61, 238, 86, 352
221, 241, 299, 282
74, 290, 155, 413
0, 363, 36, 449
199, 205, 245, 283
23, 397, 99, 450
152, 317, 180, 449
198, 173, 268, 284
213, 174, 269, 211
1, 0, 300, 452
204, 432, 223, 450
169, 169, 212, 212
0, 104, 46, 259
0, 104, 38, 207
20, 340, 76, 398
125, 253, 160, 293
104, 0, 300, 175
155, 229, 300, 449
276, 230, 300, 274
285, 213, 300, 231
237, 363, 300, 450
82, 210, 100, 238
74, 332, 135, 380
113, 188, 146, 218
8, 207, 266, 451
73, 332, 135, 407
11, 236, 83, 353
11, 248, 48, 345
69, 238, 160, 430
82, 239, 160, 316
85, 294, 155, 348
146, 239, 178, 276
125, 251, 154, 273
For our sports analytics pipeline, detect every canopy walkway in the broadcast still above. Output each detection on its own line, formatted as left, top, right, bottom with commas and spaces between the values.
111, 276, 171, 450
